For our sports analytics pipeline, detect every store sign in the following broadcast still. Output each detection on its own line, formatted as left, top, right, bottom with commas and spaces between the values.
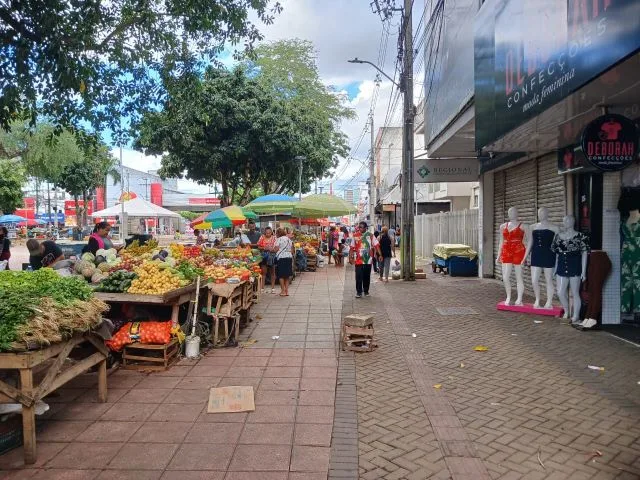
36, 213, 65, 223
188, 197, 221, 205
581, 114, 639, 171
474, 0, 640, 150
414, 158, 479, 183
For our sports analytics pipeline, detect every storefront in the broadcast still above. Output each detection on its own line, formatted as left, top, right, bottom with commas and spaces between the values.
474, 0, 640, 324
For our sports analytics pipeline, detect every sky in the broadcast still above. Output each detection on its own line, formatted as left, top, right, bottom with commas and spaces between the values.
112, 0, 419, 195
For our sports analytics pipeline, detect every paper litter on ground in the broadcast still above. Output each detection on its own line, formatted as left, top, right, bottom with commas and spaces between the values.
208, 386, 255, 413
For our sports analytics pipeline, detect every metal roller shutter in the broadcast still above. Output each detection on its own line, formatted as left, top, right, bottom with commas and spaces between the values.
536, 154, 566, 225
493, 170, 506, 279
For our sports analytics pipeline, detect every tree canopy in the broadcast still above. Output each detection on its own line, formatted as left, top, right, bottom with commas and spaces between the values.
0, 0, 282, 134
135, 39, 353, 206
0, 160, 25, 214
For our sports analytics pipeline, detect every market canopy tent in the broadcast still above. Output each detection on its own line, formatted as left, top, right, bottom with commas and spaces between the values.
0, 214, 27, 224
292, 194, 356, 218
245, 194, 298, 214
91, 197, 180, 218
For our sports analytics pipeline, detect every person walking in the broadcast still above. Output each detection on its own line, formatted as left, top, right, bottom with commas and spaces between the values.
0, 226, 11, 269
273, 227, 294, 296
372, 230, 380, 273
257, 226, 277, 294
349, 221, 382, 298
379, 226, 393, 282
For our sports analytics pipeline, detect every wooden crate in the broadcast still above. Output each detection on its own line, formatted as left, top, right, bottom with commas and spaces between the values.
242, 281, 254, 310
341, 314, 375, 352
122, 339, 179, 371
306, 255, 317, 271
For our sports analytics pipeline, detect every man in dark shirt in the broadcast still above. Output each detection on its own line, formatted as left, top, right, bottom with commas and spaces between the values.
26, 239, 64, 270
246, 220, 261, 246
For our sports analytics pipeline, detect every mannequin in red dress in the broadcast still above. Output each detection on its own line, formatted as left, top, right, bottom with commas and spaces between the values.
496, 207, 530, 306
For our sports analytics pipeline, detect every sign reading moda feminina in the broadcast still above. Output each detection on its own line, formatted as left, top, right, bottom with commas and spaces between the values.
581, 114, 639, 171
474, 0, 640, 150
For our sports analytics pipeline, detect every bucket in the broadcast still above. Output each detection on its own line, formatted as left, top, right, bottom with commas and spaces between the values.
185, 335, 200, 358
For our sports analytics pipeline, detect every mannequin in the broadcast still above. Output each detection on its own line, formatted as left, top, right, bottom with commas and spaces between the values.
551, 215, 589, 322
525, 207, 559, 309
496, 207, 529, 305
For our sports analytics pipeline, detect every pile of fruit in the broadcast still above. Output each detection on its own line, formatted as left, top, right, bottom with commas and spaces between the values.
127, 262, 190, 295
203, 264, 252, 283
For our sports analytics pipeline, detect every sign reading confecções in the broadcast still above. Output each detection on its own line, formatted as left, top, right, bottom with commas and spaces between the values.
581, 114, 639, 171
474, 0, 640, 151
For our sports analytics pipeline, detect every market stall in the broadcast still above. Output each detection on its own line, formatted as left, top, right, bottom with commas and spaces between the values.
90, 197, 181, 237
0, 269, 110, 464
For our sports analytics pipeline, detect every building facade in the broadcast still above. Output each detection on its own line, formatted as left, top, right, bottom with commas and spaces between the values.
418, 0, 640, 325
473, 0, 640, 325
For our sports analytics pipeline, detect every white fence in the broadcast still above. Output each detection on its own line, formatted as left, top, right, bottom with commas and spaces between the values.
414, 209, 479, 259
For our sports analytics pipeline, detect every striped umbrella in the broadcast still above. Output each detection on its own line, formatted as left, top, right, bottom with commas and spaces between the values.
204, 206, 247, 228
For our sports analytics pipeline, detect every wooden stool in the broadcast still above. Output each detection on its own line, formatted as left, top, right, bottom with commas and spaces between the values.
341, 314, 375, 352
123, 339, 179, 371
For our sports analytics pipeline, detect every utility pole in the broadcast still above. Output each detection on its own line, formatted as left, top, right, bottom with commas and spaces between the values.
295, 156, 306, 200
369, 114, 376, 231
400, 0, 415, 281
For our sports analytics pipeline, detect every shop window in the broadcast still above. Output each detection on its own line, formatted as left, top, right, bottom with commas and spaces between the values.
472, 186, 480, 208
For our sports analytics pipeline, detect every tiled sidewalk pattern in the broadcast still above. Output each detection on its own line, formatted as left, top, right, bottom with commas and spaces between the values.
344, 271, 640, 480
0, 266, 345, 479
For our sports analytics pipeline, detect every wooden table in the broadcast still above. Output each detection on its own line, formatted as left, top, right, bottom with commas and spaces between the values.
0, 333, 108, 464
94, 283, 197, 325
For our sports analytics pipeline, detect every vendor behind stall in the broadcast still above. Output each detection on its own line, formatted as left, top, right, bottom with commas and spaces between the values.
246, 220, 261, 246
84, 221, 116, 255
27, 238, 64, 270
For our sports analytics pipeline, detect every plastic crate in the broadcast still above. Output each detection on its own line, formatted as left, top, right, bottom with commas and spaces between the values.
0, 417, 22, 456
448, 256, 478, 277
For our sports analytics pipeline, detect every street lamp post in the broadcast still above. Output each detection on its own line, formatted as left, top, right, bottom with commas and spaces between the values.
294, 156, 306, 201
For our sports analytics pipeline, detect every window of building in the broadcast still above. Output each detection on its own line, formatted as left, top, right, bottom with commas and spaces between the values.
472, 186, 480, 208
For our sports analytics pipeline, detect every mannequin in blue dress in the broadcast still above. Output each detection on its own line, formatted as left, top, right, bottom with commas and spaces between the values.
524, 207, 559, 309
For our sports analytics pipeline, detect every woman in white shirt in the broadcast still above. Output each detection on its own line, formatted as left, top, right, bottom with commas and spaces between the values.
273, 227, 294, 296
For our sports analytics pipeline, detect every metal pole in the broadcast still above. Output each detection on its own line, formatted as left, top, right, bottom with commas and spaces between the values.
120, 146, 126, 240
401, 0, 415, 280
369, 115, 376, 230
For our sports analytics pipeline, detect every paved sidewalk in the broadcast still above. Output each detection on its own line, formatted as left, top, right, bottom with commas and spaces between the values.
0, 266, 345, 479
341, 269, 640, 480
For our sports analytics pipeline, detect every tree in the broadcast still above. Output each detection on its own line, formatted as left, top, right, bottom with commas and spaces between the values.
135, 41, 353, 205
0, 160, 25, 214
244, 39, 354, 194
0, 0, 282, 134
55, 142, 119, 227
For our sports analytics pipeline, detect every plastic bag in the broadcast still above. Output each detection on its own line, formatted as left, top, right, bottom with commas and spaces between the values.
106, 321, 172, 352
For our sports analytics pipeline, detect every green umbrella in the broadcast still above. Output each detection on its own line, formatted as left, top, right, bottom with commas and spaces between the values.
245, 194, 298, 214
292, 194, 357, 218
242, 207, 258, 220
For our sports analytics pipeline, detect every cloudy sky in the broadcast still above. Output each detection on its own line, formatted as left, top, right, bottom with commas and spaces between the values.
113, 0, 423, 194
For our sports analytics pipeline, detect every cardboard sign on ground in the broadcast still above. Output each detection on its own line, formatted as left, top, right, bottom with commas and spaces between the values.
207, 386, 255, 413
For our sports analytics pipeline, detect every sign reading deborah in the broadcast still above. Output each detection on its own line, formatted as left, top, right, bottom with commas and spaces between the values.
414, 158, 479, 183
581, 114, 639, 171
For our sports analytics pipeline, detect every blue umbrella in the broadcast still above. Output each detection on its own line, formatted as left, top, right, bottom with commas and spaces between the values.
0, 214, 27, 224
